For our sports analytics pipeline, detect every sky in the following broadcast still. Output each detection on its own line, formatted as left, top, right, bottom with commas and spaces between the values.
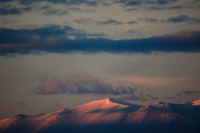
0, 0, 200, 118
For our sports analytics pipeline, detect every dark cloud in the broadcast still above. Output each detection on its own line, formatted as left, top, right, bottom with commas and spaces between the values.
0, 0, 14, 3
17, 0, 98, 6
161, 15, 200, 24
112, 0, 179, 6
96, 19, 124, 25
0, 25, 200, 56
192, 0, 200, 2
151, 96, 159, 100
35, 74, 137, 95
68, 7, 96, 13
102, 3, 111, 6
127, 29, 137, 33
0, 0, 99, 8
74, 18, 94, 24
125, 8, 138, 11
127, 29, 141, 34
40, 5, 52, 10
146, 5, 182, 10
11, 20, 20, 23
118, 95, 147, 101
0, 8, 22, 15
42, 9, 68, 15
138, 18, 158, 22
0, 6, 32, 15
126, 21, 138, 24
145, 0, 179, 5
164, 97, 175, 99
0, 8, 23, 15
41, 7, 96, 16
124, 1, 142, 6
146, 94, 159, 100
0, 24, 105, 42
125, 5, 182, 11
177, 91, 200, 96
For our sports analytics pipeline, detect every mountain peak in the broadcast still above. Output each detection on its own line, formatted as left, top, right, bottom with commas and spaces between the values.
106, 98, 136, 106
73, 98, 132, 113
182, 98, 200, 106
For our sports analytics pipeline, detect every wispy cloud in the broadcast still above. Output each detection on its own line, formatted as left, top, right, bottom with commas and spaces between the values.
146, 5, 182, 10
0, 7, 32, 15
96, 19, 125, 25
69, 7, 96, 13
112, 0, 179, 6
127, 29, 142, 36
42, 9, 68, 16
41, 7, 96, 16
35, 74, 137, 95
164, 97, 175, 99
177, 90, 200, 96
74, 18, 94, 25
0, 1, 97, 16
138, 18, 158, 22
126, 21, 138, 24
17, 0, 99, 6
146, 94, 159, 100
102, 3, 111, 6
161, 15, 200, 24
192, 0, 200, 3
125, 8, 138, 11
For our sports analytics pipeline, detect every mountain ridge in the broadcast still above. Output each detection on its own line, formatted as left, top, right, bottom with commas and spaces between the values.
0, 98, 200, 133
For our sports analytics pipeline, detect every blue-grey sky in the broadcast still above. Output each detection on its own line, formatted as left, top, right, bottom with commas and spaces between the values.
0, 0, 200, 118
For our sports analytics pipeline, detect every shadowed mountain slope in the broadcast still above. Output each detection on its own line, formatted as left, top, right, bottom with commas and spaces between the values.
0, 98, 200, 133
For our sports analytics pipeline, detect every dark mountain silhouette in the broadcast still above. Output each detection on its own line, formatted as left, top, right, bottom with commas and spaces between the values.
1, 98, 200, 133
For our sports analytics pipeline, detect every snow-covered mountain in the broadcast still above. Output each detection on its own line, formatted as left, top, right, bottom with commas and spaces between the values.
0, 98, 200, 133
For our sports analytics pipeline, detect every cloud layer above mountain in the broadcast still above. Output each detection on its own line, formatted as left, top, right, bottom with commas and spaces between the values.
36, 74, 136, 95
0, 25, 200, 56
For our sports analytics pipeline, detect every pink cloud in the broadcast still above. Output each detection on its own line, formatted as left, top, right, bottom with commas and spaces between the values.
74, 73, 99, 84
35, 74, 137, 95
161, 30, 195, 38
36, 76, 65, 94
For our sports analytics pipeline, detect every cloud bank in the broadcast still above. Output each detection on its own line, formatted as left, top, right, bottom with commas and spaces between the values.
0, 24, 200, 56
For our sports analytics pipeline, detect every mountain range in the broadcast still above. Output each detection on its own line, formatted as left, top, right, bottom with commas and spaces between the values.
0, 98, 200, 133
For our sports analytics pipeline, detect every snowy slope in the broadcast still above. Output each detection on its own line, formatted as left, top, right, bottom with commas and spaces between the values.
182, 98, 200, 106
0, 98, 200, 133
